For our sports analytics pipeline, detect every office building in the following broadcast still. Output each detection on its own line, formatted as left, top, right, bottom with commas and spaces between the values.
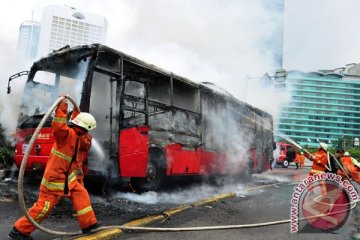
37, 5, 107, 57
277, 64, 360, 147
16, 21, 41, 64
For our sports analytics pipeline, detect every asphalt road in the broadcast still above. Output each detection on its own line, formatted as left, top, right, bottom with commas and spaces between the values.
1, 164, 359, 240
120, 166, 360, 240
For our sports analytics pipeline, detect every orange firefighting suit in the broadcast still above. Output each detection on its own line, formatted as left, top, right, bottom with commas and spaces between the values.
304, 149, 328, 175
14, 100, 97, 236
296, 155, 305, 169
304, 149, 328, 195
337, 156, 360, 184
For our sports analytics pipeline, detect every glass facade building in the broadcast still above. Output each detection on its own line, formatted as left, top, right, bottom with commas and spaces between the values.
277, 68, 360, 147
16, 21, 41, 64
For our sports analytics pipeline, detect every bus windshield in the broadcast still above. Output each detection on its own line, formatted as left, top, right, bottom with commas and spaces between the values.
17, 56, 90, 128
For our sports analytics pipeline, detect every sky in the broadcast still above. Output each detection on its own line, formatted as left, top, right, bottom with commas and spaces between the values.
1, 0, 360, 134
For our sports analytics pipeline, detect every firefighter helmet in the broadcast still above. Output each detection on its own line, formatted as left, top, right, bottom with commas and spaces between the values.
344, 151, 350, 156
71, 112, 97, 130
318, 142, 328, 151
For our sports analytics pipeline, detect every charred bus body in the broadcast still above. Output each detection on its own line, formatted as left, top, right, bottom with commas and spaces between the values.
9, 44, 274, 190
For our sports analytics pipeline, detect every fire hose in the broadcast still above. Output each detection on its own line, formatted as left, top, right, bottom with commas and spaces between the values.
18, 96, 359, 237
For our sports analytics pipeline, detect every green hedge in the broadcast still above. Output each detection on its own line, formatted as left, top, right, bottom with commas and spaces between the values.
0, 147, 14, 168
296, 147, 360, 161
347, 148, 360, 160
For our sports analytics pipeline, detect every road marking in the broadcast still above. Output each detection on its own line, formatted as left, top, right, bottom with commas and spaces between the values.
244, 183, 279, 192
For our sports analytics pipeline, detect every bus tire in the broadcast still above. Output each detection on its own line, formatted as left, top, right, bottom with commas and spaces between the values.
131, 148, 166, 191
282, 159, 289, 168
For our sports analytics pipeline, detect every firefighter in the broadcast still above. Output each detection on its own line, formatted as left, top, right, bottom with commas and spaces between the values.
351, 156, 360, 169
70, 102, 91, 186
336, 148, 345, 159
297, 152, 306, 169
8, 99, 99, 240
303, 142, 329, 196
304, 142, 329, 176
337, 152, 360, 184
294, 151, 300, 169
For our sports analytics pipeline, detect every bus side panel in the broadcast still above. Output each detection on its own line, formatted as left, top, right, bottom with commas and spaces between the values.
119, 126, 149, 177
250, 148, 258, 173
166, 144, 200, 175
263, 150, 270, 171
199, 150, 225, 175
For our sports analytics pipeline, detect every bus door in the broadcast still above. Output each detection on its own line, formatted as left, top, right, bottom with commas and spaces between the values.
119, 77, 149, 177
88, 70, 119, 176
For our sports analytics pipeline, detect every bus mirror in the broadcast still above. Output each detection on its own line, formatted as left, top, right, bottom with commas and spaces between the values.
7, 71, 29, 94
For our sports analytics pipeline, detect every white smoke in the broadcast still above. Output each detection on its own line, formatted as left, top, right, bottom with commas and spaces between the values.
0, 38, 26, 141
283, 0, 360, 71
87, 138, 109, 175
117, 183, 247, 205
104, 0, 283, 98
202, 101, 255, 173
246, 74, 293, 124
1, 0, 286, 139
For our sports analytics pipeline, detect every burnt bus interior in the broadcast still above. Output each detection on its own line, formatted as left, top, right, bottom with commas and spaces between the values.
16, 47, 93, 129
89, 48, 202, 152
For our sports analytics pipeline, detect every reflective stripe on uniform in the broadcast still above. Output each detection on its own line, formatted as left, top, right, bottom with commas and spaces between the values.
310, 169, 325, 174
52, 117, 67, 123
35, 201, 50, 222
51, 148, 72, 163
76, 206, 93, 216
68, 171, 77, 182
41, 171, 77, 191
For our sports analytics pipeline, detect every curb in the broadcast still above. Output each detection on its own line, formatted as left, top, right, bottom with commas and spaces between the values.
163, 204, 192, 217
123, 214, 165, 227
244, 183, 279, 192
191, 193, 236, 207
72, 192, 236, 240
74, 228, 123, 240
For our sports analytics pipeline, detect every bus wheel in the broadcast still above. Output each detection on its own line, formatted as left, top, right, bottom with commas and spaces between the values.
282, 159, 289, 168
131, 161, 164, 192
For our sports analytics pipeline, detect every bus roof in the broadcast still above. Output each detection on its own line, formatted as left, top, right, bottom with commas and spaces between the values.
34, 44, 272, 119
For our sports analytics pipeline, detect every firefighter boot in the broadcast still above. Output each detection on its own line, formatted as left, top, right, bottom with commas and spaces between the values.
8, 227, 33, 240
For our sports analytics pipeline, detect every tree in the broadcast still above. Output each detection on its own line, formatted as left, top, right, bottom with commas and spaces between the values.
0, 123, 14, 167
331, 138, 343, 150
0, 123, 7, 148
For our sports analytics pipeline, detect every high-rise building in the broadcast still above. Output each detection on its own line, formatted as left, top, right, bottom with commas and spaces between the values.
276, 64, 360, 147
37, 5, 107, 58
16, 21, 41, 64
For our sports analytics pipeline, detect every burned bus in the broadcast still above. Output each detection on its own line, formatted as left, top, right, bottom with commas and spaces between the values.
8, 44, 274, 190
